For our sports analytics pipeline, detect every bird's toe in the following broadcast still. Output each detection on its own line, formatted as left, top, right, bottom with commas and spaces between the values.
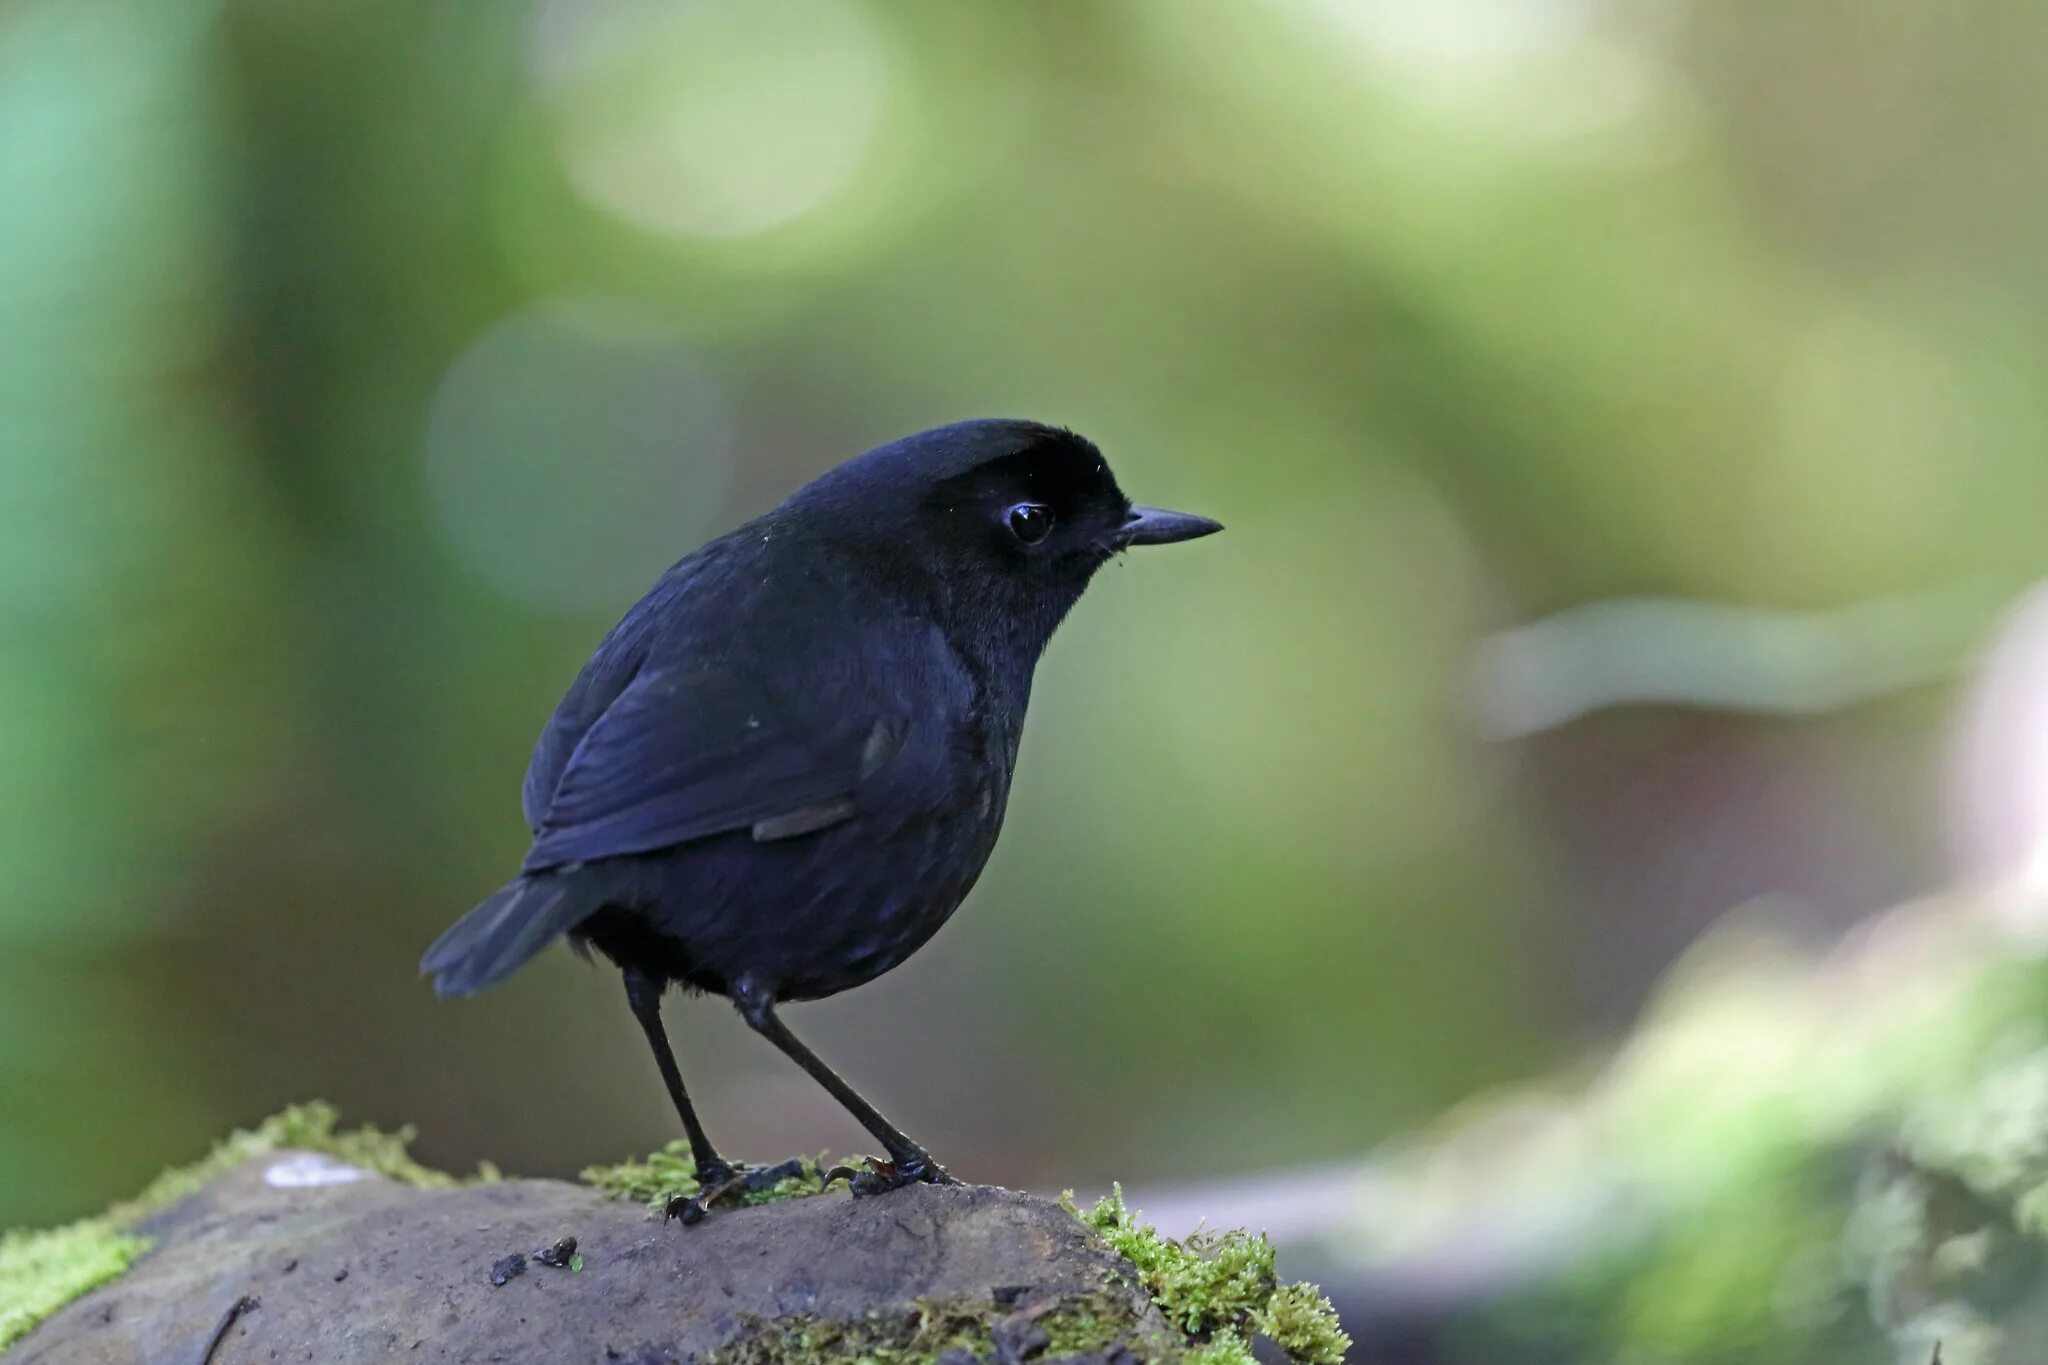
738, 1156, 817, 1194
663, 1156, 820, 1227
821, 1152, 957, 1196
900, 1152, 959, 1187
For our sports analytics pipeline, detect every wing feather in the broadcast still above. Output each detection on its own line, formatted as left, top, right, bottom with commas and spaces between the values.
521, 666, 887, 872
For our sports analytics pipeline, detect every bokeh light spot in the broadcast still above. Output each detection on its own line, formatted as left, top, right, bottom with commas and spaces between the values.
422, 298, 734, 612
541, 0, 892, 241
1288, 0, 1592, 69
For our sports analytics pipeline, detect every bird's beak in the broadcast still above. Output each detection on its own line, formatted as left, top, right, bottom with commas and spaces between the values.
1120, 506, 1224, 547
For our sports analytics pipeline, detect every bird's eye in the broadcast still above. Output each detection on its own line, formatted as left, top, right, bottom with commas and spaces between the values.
1005, 502, 1054, 545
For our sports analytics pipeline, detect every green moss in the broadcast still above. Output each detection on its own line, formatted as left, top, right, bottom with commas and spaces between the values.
706, 1290, 1142, 1365
0, 1100, 471, 1351
579, 1138, 703, 1207
112, 1100, 480, 1224
580, 1140, 824, 1212
1186, 1330, 1259, 1365
0, 1219, 149, 1350
1071, 1184, 1351, 1364
1256, 1284, 1353, 1365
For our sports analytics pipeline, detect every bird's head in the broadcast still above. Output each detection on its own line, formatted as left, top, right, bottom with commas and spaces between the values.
789, 418, 1221, 657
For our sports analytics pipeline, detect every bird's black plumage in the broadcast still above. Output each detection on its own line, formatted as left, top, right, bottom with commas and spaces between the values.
422, 418, 1219, 1209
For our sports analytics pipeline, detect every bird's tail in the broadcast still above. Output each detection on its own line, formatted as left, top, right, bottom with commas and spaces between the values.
420, 872, 603, 997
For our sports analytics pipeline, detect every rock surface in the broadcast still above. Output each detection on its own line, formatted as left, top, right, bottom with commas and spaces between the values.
7, 1153, 1164, 1364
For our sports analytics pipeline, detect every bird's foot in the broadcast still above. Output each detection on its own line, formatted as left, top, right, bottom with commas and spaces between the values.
662, 1157, 817, 1226
819, 1151, 961, 1197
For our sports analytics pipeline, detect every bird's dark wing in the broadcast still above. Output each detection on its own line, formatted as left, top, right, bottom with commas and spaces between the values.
521, 665, 905, 873
521, 656, 636, 836
520, 577, 679, 834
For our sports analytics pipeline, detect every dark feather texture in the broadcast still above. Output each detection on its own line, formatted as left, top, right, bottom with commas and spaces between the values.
421, 419, 1218, 1179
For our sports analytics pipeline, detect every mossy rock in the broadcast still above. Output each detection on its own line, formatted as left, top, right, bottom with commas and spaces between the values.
4, 1154, 1174, 1363
3, 1107, 1346, 1364
0, 1102, 469, 1354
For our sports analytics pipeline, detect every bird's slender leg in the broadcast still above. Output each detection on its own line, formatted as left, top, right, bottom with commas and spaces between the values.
732, 978, 960, 1194
623, 967, 755, 1223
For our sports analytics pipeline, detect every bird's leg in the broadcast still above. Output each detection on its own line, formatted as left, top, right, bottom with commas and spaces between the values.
732, 978, 961, 1196
622, 967, 745, 1224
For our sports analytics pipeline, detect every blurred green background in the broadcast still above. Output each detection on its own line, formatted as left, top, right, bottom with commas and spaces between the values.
9, 0, 2048, 1359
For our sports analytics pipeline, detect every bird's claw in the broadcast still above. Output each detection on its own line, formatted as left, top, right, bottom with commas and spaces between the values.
662, 1157, 820, 1227
820, 1152, 960, 1196
662, 1191, 712, 1225
662, 1182, 726, 1225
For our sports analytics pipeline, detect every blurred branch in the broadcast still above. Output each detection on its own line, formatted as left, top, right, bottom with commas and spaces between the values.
1470, 587, 1997, 739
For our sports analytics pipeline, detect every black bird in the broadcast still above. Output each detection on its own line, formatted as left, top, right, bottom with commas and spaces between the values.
421, 418, 1220, 1219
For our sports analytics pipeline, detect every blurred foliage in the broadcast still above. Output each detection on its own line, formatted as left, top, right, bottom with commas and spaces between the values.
1295, 898, 2048, 1362
7, 1, 2048, 1359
